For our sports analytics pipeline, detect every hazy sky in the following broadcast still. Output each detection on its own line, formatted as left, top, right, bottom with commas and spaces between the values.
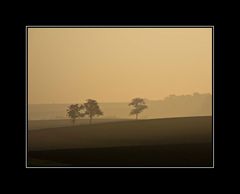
28, 28, 212, 104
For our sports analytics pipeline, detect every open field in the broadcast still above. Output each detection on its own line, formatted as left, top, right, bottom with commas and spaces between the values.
28, 119, 130, 130
28, 116, 213, 167
28, 143, 212, 167
28, 158, 68, 166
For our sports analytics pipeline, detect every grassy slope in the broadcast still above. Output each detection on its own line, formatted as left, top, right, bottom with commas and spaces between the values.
28, 116, 212, 151
28, 116, 212, 167
28, 119, 130, 130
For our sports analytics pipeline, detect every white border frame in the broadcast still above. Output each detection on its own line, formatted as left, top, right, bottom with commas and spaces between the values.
25, 25, 214, 169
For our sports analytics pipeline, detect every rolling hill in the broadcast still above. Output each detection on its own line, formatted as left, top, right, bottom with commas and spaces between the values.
28, 116, 212, 151
28, 116, 213, 167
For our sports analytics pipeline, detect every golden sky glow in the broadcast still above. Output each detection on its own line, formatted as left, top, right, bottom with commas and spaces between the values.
28, 28, 212, 104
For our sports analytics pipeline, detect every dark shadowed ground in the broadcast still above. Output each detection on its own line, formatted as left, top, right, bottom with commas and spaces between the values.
28, 143, 212, 167
28, 116, 213, 167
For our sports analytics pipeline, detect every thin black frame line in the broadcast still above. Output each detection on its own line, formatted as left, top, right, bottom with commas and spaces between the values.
25, 26, 214, 168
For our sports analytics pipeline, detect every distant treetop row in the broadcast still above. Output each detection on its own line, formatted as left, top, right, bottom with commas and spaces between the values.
67, 98, 148, 124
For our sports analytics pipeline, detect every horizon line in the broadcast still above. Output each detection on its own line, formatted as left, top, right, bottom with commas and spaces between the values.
28, 92, 212, 105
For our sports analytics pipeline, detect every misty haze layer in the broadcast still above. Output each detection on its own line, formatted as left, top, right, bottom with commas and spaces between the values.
28, 93, 212, 120
28, 28, 212, 104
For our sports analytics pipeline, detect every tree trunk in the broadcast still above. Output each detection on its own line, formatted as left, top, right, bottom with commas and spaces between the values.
136, 114, 138, 120
89, 116, 92, 124
72, 118, 75, 125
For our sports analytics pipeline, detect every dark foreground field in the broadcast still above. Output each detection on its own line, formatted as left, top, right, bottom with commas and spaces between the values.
28, 116, 213, 167
29, 143, 212, 167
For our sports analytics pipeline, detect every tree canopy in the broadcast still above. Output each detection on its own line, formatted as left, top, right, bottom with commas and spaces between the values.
129, 98, 148, 119
83, 99, 103, 124
66, 104, 84, 124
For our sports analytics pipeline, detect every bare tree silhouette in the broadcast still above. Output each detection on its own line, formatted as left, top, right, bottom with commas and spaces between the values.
83, 99, 103, 124
129, 98, 148, 120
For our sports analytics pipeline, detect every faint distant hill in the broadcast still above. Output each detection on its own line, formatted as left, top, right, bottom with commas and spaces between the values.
28, 93, 212, 120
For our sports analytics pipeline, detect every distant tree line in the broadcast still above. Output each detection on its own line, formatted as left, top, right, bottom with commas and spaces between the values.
67, 98, 148, 124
